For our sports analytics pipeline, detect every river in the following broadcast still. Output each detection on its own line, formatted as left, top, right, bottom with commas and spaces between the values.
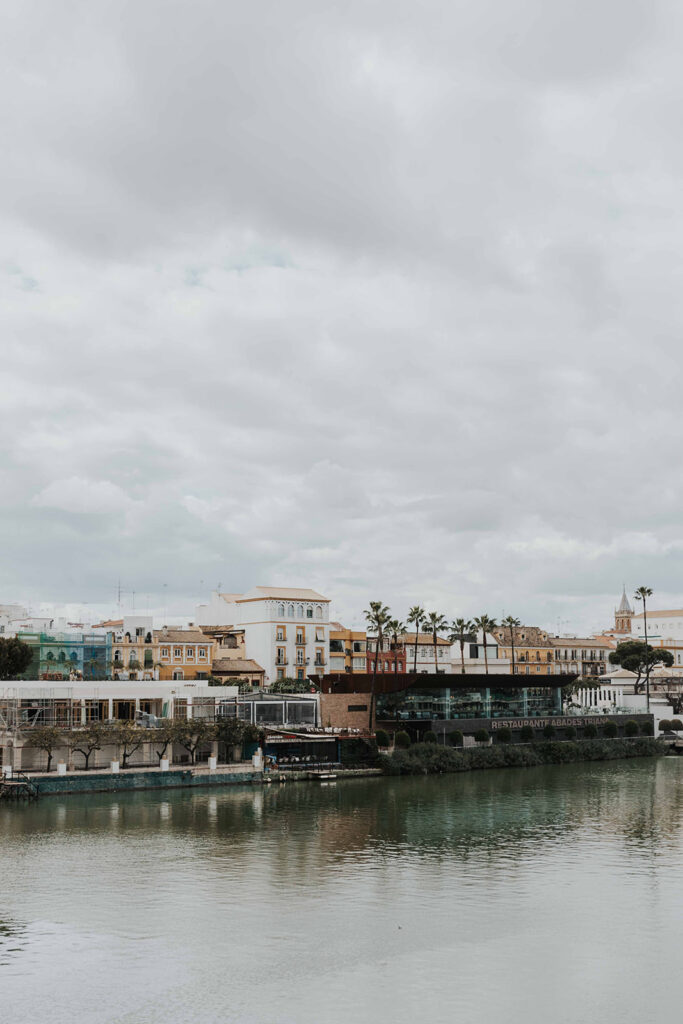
2, 758, 682, 1024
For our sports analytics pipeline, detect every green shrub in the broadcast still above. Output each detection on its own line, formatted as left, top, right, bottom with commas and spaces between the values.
564, 726, 577, 739
448, 730, 464, 747
473, 729, 489, 744
394, 730, 411, 749
495, 727, 512, 744
624, 720, 639, 737
641, 721, 654, 736
671, 719, 683, 732
658, 719, 672, 732
542, 724, 555, 739
423, 731, 438, 744
583, 724, 598, 738
602, 721, 618, 738
375, 729, 390, 748
519, 725, 534, 743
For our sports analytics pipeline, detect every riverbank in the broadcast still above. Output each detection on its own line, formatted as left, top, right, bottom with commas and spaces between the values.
379, 737, 667, 775
3, 763, 382, 798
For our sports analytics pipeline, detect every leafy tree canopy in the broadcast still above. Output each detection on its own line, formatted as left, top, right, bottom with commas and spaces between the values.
0, 637, 33, 679
609, 641, 673, 691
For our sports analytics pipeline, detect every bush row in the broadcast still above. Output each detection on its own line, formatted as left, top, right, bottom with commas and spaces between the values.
379, 737, 666, 776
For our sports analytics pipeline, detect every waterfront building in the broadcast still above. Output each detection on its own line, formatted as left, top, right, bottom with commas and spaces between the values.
0, 679, 237, 772
492, 625, 556, 676
398, 633, 452, 674
199, 626, 266, 687
450, 629, 510, 674
317, 671, 651, 740
154, 627, 216, 681
15, 630, 111, 681
365, 634, 408, 674
196, 587, 331, 686
109, 616, 159, 680
329, 624, 367, 674
550, 636, 613, 678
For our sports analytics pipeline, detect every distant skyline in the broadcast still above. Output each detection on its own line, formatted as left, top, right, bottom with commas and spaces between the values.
3, 2, 683, 636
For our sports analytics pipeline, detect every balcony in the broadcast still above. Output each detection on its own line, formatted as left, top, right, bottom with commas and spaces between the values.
276, 658, 288, 667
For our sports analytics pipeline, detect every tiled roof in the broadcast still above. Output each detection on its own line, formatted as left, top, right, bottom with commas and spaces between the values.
493, 626, 553, 648
213, 658, 265, 673
154, 629, 210, 643
238, 586, 330, 602
632, 609, 683, 617
398, 632, 451, 645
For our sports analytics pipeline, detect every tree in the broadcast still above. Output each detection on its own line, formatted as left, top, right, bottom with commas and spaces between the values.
394, 730, 411, 749
26, 725, 62, 772
609, 641, 673, 693
658, 719, 672, 733
542, 724, 555, 740
175, 719, 217, 764
633, 586, 653, 709
387, 619, 406, 675
0, 637, 33, 680
473, 728, 489, 744
449, 618, 476, 675
424, 611, 447, 673
110, 721, 149, 769
473, 615, 498, 675
501, 616, 521, 675
270, 677, 318, 694
624, 720, 639, 737
448, 730, 464, 747
375, 729, 390, 748
364, 601, 391, 732
602, 721, 618, 738
152, 719, 181, 763
423, 731, 438, 744
407, 605, 424, 673
519, 725, 534, 742
68, 723, 106, 770
496, 727, 512, 744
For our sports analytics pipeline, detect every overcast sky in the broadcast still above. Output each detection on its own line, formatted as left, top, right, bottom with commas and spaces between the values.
3, 0, 683, 634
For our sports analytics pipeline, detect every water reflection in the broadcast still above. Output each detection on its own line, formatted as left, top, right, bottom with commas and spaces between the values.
1, 759, 682, 1024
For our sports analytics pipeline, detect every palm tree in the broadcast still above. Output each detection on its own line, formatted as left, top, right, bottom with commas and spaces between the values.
634, 586, 653, 711
387, 618, 406, 675
364, 601, 391, 732
450, 618, 476, 674
501, 615, 521, 675
407, 606, 424, 674
473, 615, 498, 675
424, 611, 447, 674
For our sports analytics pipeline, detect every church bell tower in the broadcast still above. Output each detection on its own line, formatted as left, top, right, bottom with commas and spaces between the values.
614, 586, 633, 635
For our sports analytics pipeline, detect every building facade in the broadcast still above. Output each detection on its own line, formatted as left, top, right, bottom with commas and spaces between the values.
399, 633, 452, 674
16, 631, 111, 681
550, 636, 613, 678
154, 628, 215, 681
329, 624, 367, 674
492, 625, 556, 677
196, 587, 331, 686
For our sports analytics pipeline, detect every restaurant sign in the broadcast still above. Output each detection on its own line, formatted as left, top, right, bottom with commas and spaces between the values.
489, 715, 642, 730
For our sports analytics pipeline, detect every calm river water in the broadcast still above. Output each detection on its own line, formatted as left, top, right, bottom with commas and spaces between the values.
2, 759, 683, 1024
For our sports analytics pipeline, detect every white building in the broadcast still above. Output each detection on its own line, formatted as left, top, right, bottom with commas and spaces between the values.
196, 587, 331, 686
402, 633, 453, 674
450, 631, 510, 674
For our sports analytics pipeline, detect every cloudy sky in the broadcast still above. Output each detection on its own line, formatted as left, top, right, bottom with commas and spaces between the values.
3, 0, 683, 634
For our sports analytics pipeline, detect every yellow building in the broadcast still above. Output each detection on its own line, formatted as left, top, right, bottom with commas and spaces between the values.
492, 625, 556, 677
329, 623, 367, 674
154, 628, 215, 681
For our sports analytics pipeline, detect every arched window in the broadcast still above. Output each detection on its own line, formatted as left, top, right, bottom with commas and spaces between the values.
315, 606, 322, 619
46, 651, 55, 661
297, 604, 304, 617
172, 670, 184, 680
58, 651, 66, 662
70, 651, 78, 661
114, 649, 122, 662
288, 604, 294, 617
278, 603, 285, 616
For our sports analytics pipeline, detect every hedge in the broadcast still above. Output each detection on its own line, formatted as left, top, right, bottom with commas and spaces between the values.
379, 738, 665, 776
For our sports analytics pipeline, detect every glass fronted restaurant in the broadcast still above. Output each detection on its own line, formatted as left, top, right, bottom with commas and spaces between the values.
376, 684, 563, 721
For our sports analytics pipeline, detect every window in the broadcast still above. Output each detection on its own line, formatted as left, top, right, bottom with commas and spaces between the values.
161, 647, 169, 658
276, 627, 286, 641
172, 670, 184, 680
288, 604, 294, 617
348, 704, 367, 712
315, 627, 325, 642
297, 604, 304, 617
174, 648, 182, 659
277, 668, 284, 680
278, 603, 285, 616
198, 647, 207, 659
296, 630, 305, 644
114, 649, 122, 662
307, 606, 314, 618
297, 669, 304, 680
276, 648, 286, 666
315, 606, 322, 618
297, 649, 304, 665
186, 647, 195, 659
